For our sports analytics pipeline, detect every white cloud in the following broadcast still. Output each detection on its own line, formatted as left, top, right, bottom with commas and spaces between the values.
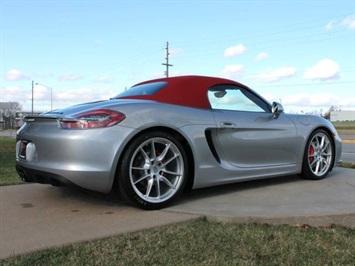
281, 92, 355, 111
224, 44, 246, 58
283, 93, 331, 107
55, 87, 116, 102
32, 85, 49, 100
58, 73, 83, 81
341, 14, 355, 29
221, 65, 244, 79
93, 76, 114, 83
4, 69, 30, 81
256, 52, 269, 61
169, 48, 183, 57
303, 59, 340, 81
1, 86, 26, 102
325, 20, 335, 30
1, 85, 49, 109
257, 67, 297, 82
1, 84, 118, 112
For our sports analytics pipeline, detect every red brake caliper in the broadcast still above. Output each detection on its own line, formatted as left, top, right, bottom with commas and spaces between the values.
308, 145, 314, 163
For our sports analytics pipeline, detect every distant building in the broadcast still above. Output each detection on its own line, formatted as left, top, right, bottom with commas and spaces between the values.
330, 111, 355, 122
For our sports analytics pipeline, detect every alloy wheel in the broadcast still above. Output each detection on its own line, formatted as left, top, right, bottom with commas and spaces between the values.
128, 137, 185, 203
307, 132, 332, 176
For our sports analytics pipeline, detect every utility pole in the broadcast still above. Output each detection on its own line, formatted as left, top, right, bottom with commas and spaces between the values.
31, 80, 34, 115
162, 41, 173, 77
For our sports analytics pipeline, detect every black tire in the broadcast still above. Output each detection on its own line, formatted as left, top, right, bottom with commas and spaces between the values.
300, 129, 334, 180
118, 131, 188, 210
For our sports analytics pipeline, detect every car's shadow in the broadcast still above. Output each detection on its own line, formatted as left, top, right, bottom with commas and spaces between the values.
175, 175, 302, 204
66, 174, 304, 208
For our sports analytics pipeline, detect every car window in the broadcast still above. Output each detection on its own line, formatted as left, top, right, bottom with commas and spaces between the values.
115, 81, 167, 98
208, 85, 270, 112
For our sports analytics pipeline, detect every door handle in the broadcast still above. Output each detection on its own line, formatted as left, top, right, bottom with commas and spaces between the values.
220, 122, 238, 129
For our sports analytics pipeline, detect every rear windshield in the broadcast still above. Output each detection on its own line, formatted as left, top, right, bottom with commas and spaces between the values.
115, 81, 167, 98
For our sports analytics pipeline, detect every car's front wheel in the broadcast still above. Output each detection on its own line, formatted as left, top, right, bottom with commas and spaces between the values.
118, 131, 188, 210
300, 129, 334, 180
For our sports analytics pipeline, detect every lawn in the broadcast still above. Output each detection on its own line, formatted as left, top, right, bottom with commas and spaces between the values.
1, 220, 354, 265
0, 137, 23, 185
332, 121, 355, 135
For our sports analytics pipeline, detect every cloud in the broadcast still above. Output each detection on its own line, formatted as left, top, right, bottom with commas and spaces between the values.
221, 64, 244, 79
1, 86, 26, 102
283, 93, 331, 107
4, 69, 30, 81
1, 85, 49, 107
55, 87, 116, 102
224, 44, 246, 58
169, 48, 183, 57
58, 73, 83, 81
303, 59, 340, 81
325, 20, 335, 30
256, 52, 268, 61
257, 67, 297, 82
32, 85, 49, 100
93, 76, 114, 83
341, 14, 355, 29
282, 92, 355, 110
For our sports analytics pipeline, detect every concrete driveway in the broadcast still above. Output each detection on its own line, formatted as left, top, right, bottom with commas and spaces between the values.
1, 168, 354, 259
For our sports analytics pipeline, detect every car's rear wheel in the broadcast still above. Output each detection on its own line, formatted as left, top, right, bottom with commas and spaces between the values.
118, 131, 188, 210
300, 129, 334, 180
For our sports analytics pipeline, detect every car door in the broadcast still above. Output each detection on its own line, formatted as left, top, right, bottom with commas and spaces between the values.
208, 85, 300, 168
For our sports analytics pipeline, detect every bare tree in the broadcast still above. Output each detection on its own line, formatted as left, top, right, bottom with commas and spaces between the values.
1, 102, 22, 129
323, 106, 337, 120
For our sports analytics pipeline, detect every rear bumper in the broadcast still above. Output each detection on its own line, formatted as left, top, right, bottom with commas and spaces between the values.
15, 123, 136, 193
15, 162, 114, 192
16, 164, 76, 187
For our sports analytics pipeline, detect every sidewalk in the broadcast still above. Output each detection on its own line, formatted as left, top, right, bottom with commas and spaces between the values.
1, 168, 354, 259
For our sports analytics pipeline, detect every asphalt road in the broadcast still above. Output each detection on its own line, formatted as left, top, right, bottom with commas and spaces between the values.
1, 168, 354, 259
341, 142, 355, 163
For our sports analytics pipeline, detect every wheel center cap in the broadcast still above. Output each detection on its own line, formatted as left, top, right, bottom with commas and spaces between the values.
153, 166, 159, 173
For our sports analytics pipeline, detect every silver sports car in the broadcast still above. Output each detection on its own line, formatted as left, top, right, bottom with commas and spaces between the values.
16, 75, 342, 209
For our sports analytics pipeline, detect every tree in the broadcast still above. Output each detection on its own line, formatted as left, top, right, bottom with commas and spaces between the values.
322, 105, 340, 120
0, 102, 22, 129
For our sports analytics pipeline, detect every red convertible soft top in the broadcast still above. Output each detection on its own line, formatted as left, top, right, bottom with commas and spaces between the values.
120, 75, 249, 109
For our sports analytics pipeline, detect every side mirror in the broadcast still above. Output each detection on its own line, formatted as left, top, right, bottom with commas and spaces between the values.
271, 102, 284, 119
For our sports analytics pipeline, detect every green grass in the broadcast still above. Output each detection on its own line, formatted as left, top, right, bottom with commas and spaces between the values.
332, 121, 355, 135
340, 162, 355, 169
1, 220, 354, 265
0, 137, 23, 185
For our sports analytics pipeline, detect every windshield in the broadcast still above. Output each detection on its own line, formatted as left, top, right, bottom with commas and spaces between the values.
115, 81, 167, 98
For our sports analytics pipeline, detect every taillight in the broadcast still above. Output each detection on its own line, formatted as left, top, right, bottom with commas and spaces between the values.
60, 109, 126, 129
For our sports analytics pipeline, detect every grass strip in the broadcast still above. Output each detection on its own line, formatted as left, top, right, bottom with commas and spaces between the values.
1, 220, 354, 265
0, 137, 23, 185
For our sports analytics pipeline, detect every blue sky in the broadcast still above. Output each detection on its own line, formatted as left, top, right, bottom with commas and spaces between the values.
1, 0, 354, 114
